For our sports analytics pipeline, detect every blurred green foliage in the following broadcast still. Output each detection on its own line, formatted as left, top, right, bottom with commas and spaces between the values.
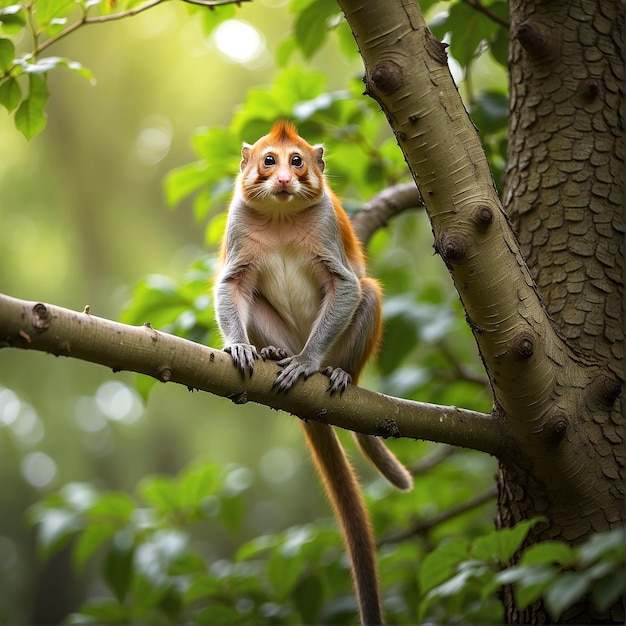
1, 1, 621, 625
30, 462, 625, 624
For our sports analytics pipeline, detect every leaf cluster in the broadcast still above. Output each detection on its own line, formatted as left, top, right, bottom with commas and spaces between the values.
0, 0, 96, 138
28, 460, 379, 624
31, 463, 624, 625
164, 65, 409, 243
418, 519, 625, 623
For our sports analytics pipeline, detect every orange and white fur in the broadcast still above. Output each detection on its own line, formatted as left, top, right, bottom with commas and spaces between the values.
214, 121, 412, 625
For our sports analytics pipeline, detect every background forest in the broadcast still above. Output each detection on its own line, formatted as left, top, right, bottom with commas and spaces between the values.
0, 0, 623, 624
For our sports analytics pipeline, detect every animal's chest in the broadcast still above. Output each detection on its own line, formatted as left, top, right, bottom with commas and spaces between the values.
256, 245, 323, 334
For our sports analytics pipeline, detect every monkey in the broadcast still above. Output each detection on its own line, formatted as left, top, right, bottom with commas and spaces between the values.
214, 120, 413, 625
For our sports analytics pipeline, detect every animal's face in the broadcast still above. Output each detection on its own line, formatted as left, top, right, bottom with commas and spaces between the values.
239, 121, 325, 214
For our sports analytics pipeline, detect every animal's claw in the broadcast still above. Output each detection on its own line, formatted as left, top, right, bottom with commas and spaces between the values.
273, 355, 317, 393
261, 346, 289, 361
224, 343, 258, 378
322, 366, 351, 396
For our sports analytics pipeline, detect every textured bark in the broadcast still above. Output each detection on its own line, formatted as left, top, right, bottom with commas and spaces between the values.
504, 0, 624, 376
501, 0, 624, 623
338, 0, 624, 623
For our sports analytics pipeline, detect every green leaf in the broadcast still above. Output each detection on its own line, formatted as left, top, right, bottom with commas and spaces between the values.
292, 571, 325, 623
74, 523, 117, 569
218, 493, 244, 533
199, 2, 236, 36
426, 567, 476, 599
519, 541, 574, 567
591, 570, 626, 612
18, 56, 94, 81
193, 125, 240, 162
183, 574, 220, 604
335, 19, 358, 59
15, 73, 49, 139
71, 600, 130, 624
89, 492, 136, 522
0, 76, 21, 111
293, 0, 339, 59
103, 539, 135, 603
196, 604, 243, 624
164, 162, 211, 207
33, 0, 75, 29
471, 90, 508, 135
179, 463, 220, 510
139, 475, 181, 512
493, 563, 556, 610
418, 537, 469, 594
157, 586, 183, 621
291, 0, 318, 11
490, 26, 508, 67
134, 529, 188, 585
168, 553, 206, 576
276, 36, 297, 67
235, 533, 279, 562
544, 571, 592, 619
267, 543, 304, 599
578, 527, 625, 566
34, 507, 81, 560
134, 372, 158, 402
442, 1, 500, 68
0, 37, 15, 72
132, 572, 168, 611
206, 211, 227, 246
0, 5, 27, 35
472, 517, 545, 564
121, 274, 182, 323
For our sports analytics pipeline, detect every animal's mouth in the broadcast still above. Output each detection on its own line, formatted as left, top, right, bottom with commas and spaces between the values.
275, 190, 292, 201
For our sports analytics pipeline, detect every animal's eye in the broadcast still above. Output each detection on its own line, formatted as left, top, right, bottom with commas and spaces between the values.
291, 155, 303, 167
264, 154, 276, 166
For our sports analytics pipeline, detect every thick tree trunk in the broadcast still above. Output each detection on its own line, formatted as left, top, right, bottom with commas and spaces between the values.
338, 0, 623, 623
501, 0, 624, 622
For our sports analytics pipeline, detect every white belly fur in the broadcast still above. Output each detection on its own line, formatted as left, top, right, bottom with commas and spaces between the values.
256, 247, 321, 350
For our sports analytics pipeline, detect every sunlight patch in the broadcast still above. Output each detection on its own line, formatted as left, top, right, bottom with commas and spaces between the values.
213, 20, 265, 64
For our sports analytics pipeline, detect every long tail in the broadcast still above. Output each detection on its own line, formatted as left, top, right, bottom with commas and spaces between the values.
301, 421, 383, 626
353, 433, 414, 491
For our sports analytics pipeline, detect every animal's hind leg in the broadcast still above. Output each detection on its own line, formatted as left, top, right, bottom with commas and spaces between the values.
329, 277, 414, 491
326, 277, 382, 384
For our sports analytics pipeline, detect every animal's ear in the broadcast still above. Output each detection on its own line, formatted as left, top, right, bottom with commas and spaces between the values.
313, 145, 325, 172
241, 144, 252, 171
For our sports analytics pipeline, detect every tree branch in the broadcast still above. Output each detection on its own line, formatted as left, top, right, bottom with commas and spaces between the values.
34, 0, 251, 56
379, 485, 498, 546
0, 293, 502, 456
410, 444, 454, 475
352, 181, 423, 247
438, 340, 490, 387
337, 0, 623, 523
337, 0, 579, 424
462, 0, 509, 29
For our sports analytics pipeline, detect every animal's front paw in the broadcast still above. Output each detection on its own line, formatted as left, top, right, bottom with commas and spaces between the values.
260, 346, 290, 361
321, 366, 351, 396
273, 355, 320, 393
224, 343, 258, 377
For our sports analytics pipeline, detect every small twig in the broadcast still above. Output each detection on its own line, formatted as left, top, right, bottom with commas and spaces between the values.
379, 485, 498, 546
352, 182, 423, 247
34, 0, 164, 55
410, 445, 455, 476
182, 0, 247, 6
462, 0, 509, 29
438, 340, 490, 387
34, 0, 250, 56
